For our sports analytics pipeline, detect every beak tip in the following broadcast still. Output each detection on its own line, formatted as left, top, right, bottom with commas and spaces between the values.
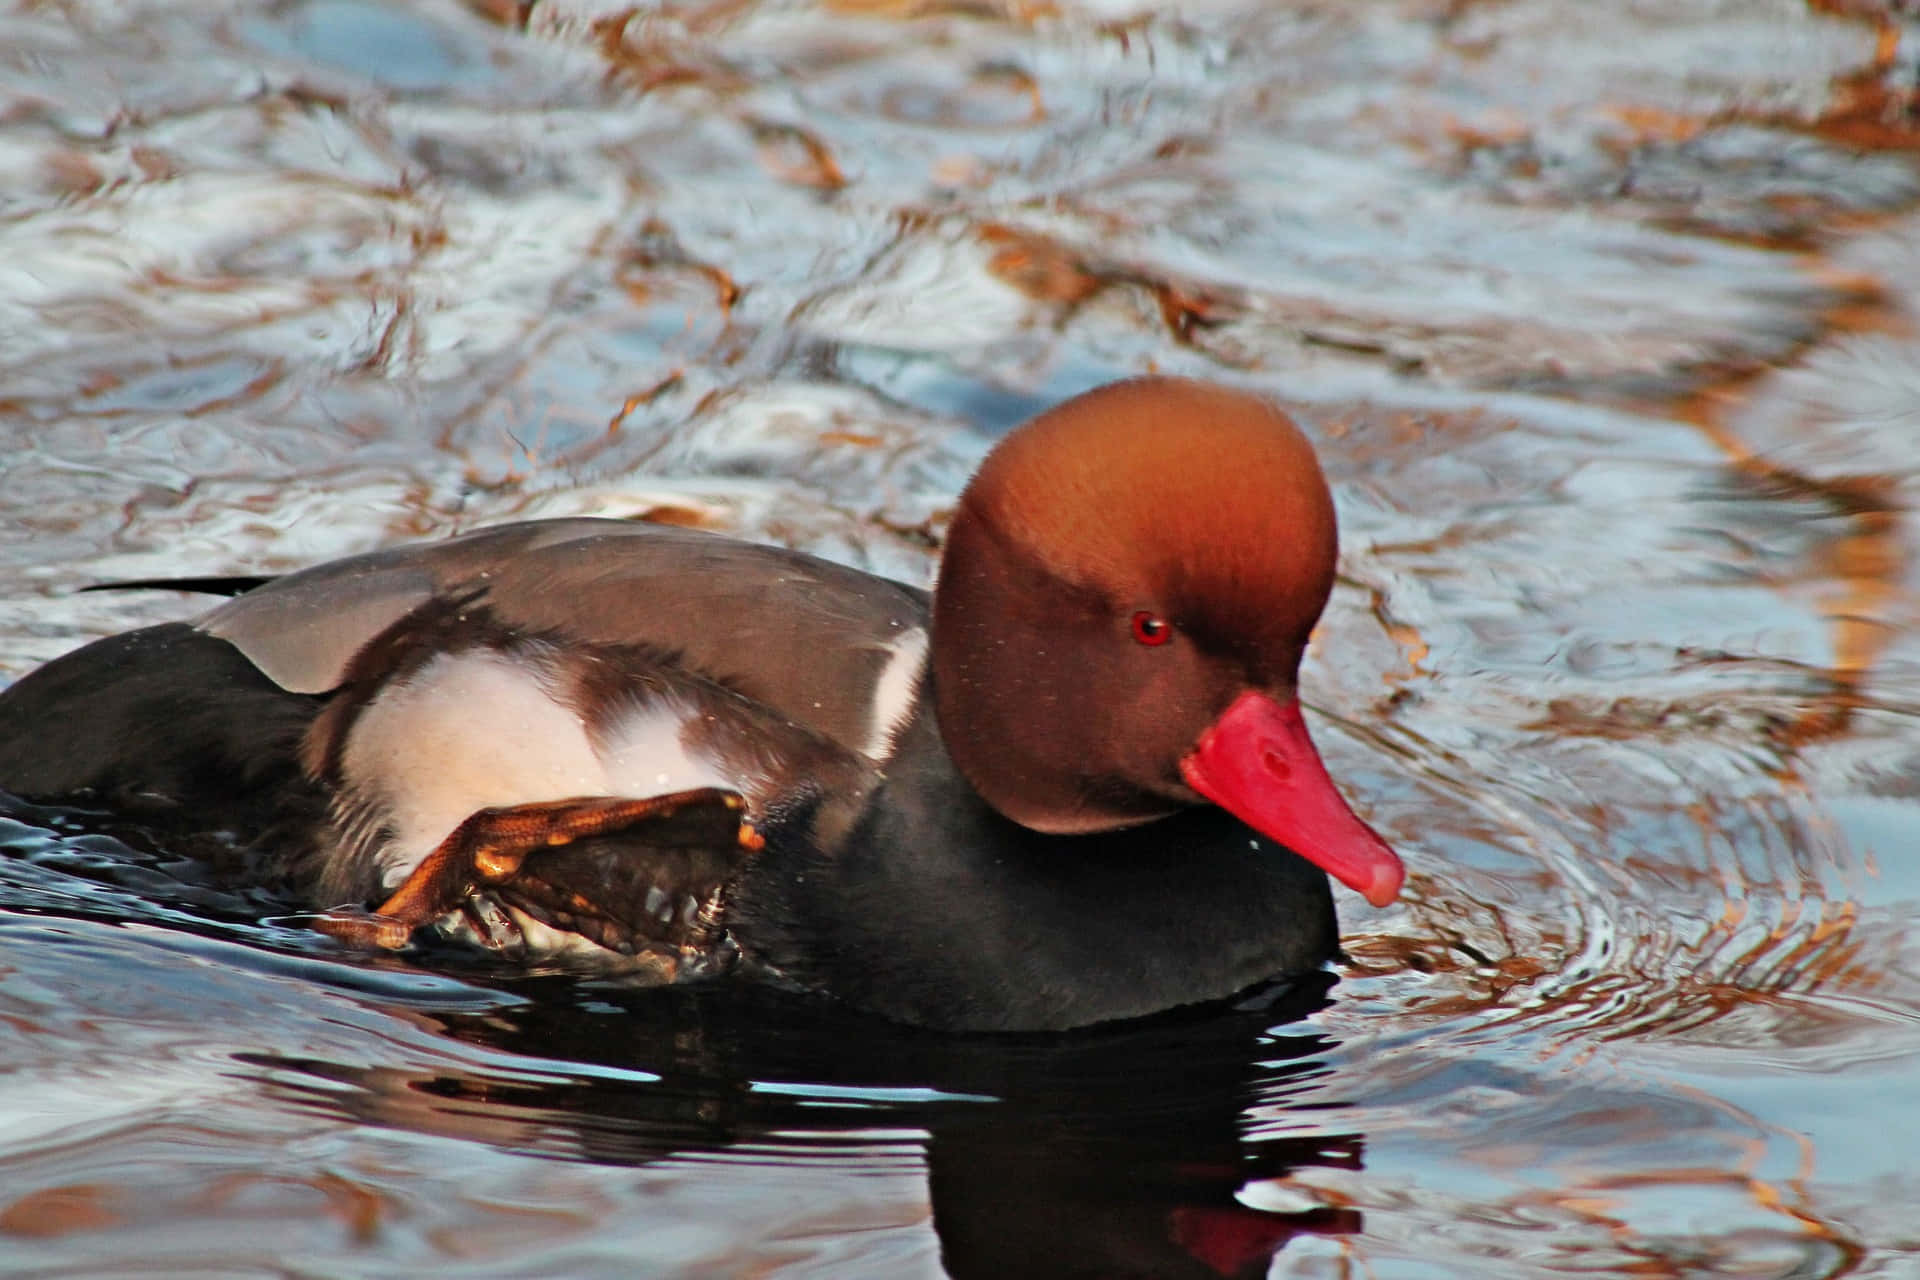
1360, 866, 1404, 908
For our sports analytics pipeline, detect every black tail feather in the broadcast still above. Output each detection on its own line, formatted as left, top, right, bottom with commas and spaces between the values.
78, 575, 273, 597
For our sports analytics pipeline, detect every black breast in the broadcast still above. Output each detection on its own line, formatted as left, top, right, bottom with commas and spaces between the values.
729, 703, 1338, 1032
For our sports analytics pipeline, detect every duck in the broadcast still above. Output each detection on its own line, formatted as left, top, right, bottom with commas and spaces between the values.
0, 377, 1402, 1031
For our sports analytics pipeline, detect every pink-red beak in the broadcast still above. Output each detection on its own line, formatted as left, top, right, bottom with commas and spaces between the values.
1180, 691, 1404, 907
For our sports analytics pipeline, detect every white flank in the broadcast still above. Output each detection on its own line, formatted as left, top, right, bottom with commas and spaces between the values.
596, 696, 739, 797
863, 627, 928, 763
344, 651, 607, 887
342, 651, 736, 888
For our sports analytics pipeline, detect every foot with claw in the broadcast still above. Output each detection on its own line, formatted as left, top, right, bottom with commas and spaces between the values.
310, 787, 761, 955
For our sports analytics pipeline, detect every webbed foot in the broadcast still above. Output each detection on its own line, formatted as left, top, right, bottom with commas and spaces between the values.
311, 787, 760, 951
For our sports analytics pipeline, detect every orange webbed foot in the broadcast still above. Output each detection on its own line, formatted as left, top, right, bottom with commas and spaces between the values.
310, 788, 757, 952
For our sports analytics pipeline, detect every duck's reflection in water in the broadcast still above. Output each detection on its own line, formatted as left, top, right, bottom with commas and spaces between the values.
247, 972, 1365, 1279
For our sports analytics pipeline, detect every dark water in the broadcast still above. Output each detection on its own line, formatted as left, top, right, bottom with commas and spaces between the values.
4, 1, 1920, 1275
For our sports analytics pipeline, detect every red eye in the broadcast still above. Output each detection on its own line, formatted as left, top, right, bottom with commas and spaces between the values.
1130, 611, 1172, 647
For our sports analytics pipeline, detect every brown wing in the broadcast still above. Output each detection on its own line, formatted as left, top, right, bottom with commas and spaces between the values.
198, 519, 931, 761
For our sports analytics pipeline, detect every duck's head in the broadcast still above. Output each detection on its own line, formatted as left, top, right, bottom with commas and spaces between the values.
931, 377, 1404, 907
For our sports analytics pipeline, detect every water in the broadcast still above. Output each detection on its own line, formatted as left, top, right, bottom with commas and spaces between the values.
3, 1, 1919, 1275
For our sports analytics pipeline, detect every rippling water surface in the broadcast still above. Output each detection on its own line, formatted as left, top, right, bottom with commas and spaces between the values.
4, 2, 1920, 1275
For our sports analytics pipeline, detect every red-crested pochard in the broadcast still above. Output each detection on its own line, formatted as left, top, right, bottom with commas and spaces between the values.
0, 378, 1402, 1030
